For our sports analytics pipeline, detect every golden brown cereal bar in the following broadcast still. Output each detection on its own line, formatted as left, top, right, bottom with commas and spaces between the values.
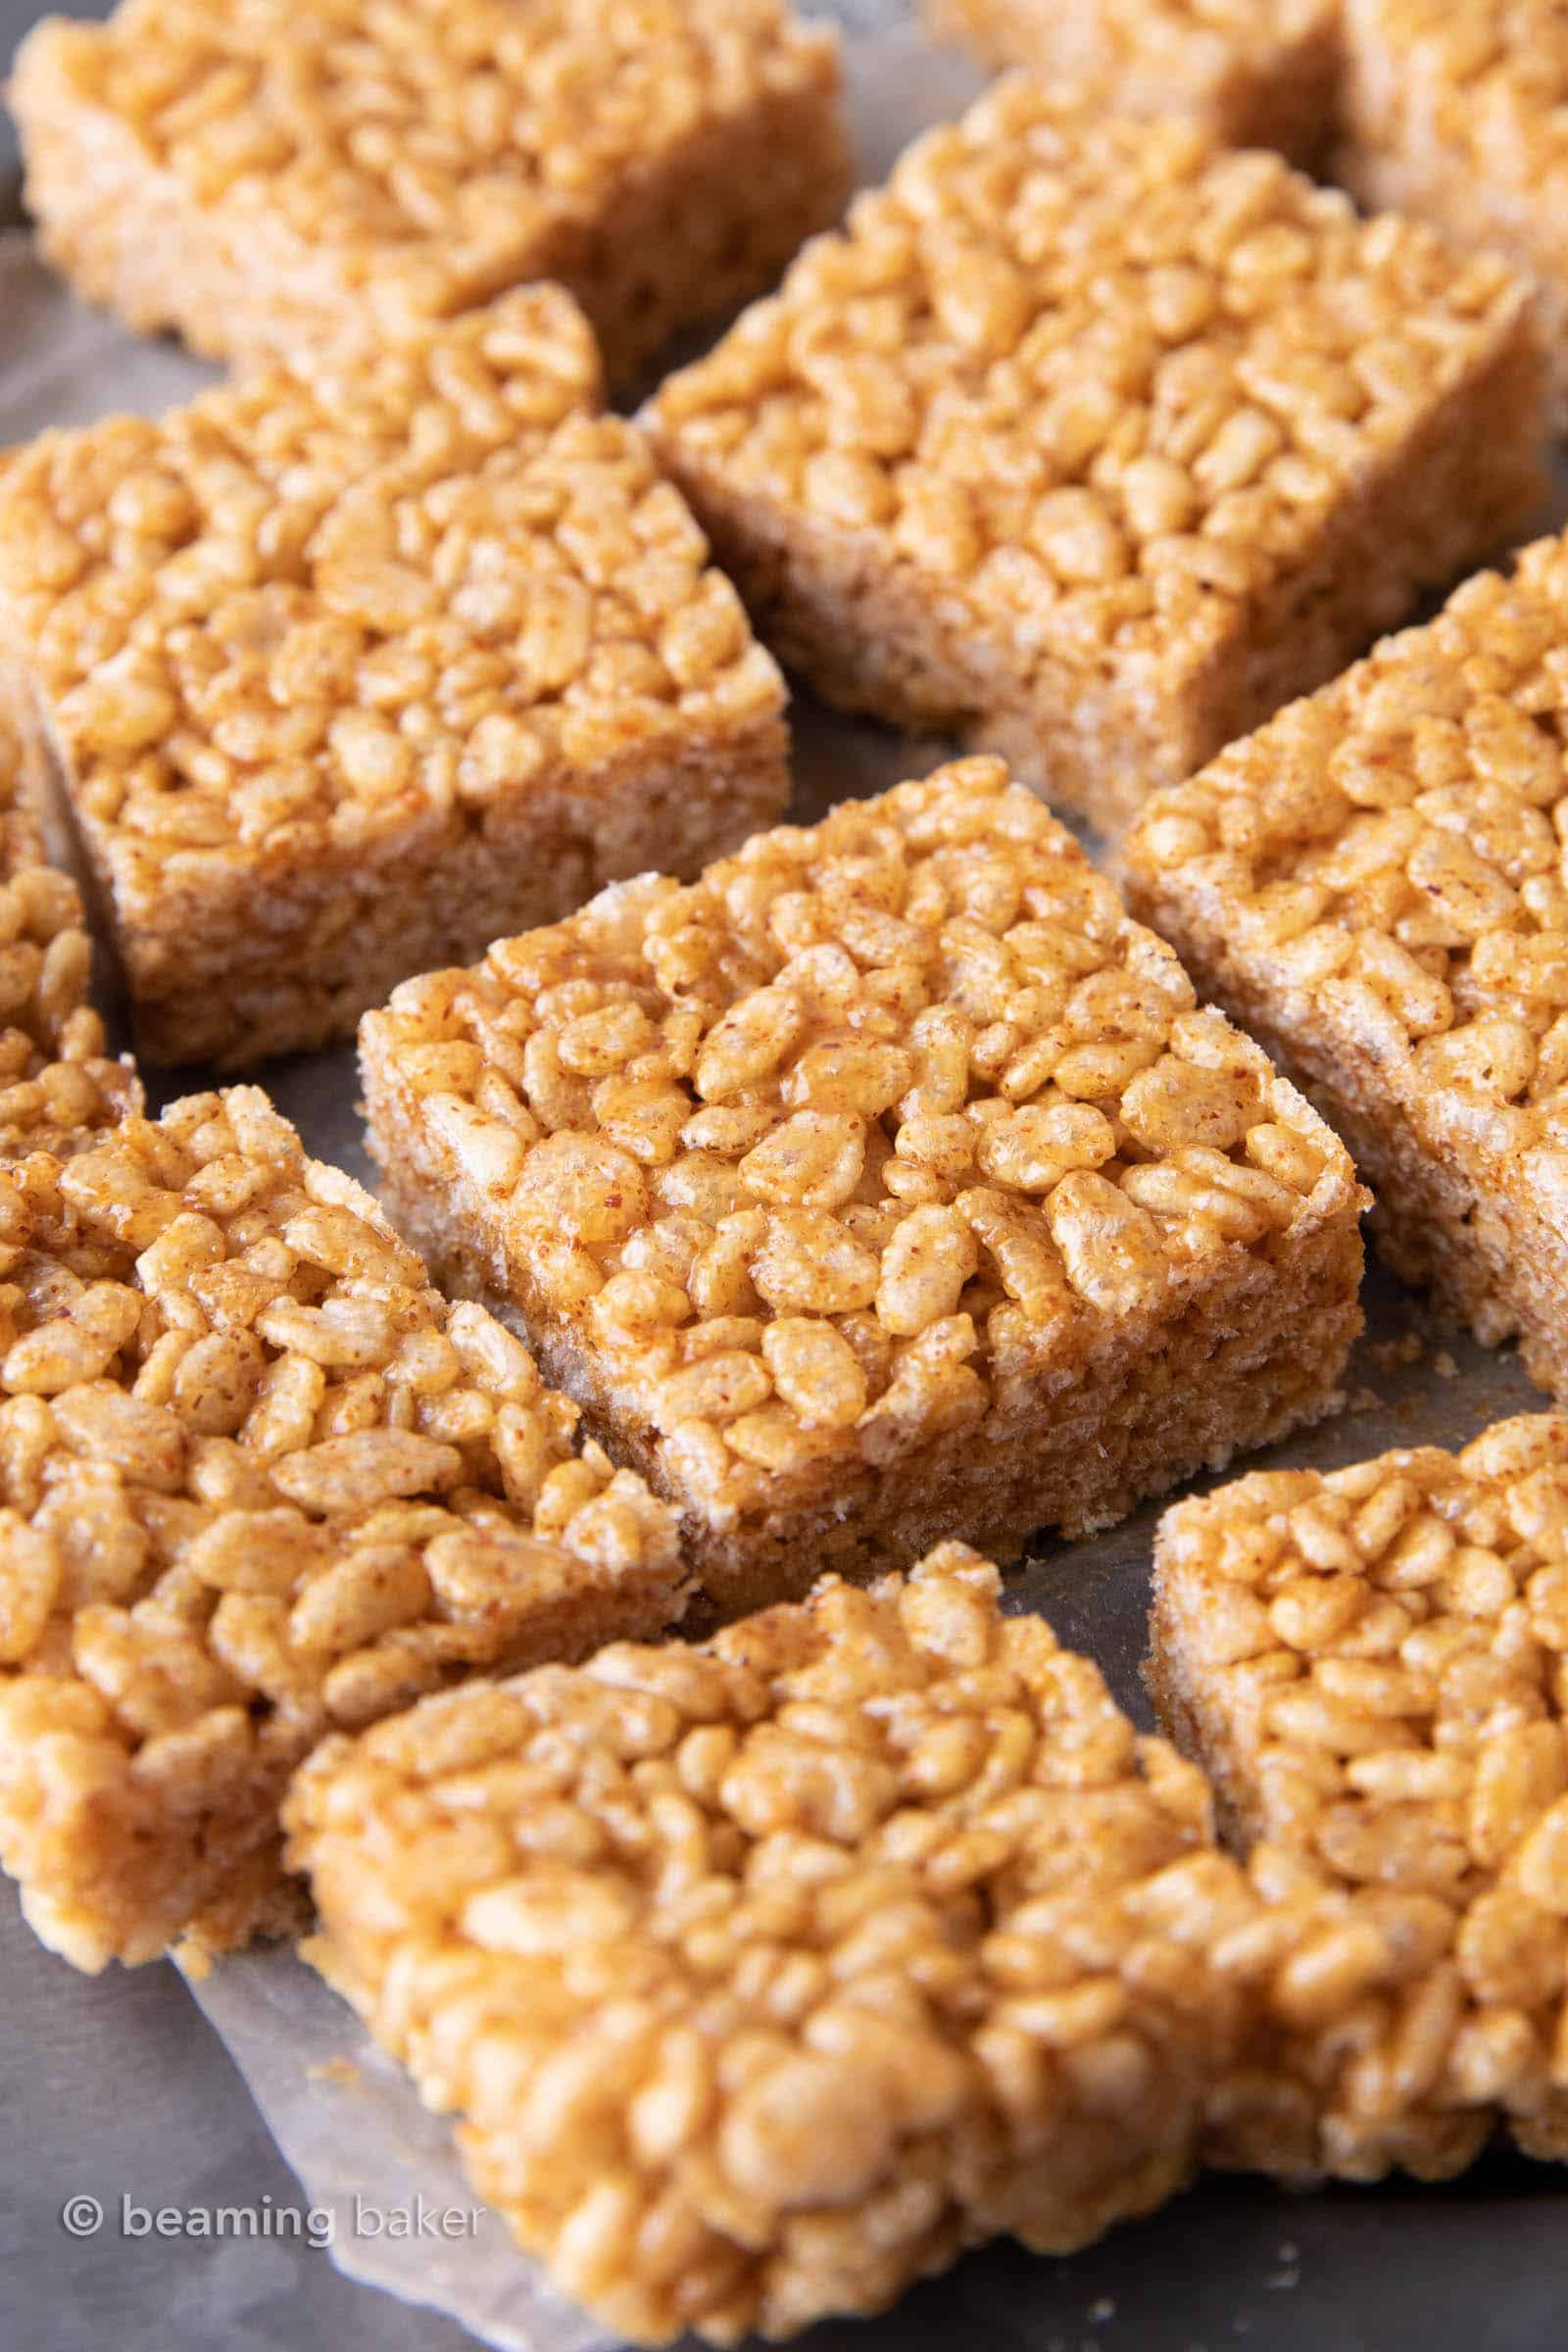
643, 77, 1544, 836
359, 756, 1366, 1622
0, 292, 790, 1068
0, 1087, 685, 1972
1338, 1, 1568, 435
1125, 530, 1568, 1403
286, 1544, 1255, 2345
926, 0, 1343, 167
1149, 1414, 1568, 2182
12, 0, 851, 390
0, 698, 139, 1159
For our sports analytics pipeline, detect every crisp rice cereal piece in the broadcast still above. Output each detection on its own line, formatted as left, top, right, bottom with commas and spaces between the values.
0, 293, 790, 1067
1339, 0, 1568, 435
0, 1086, 686, 1971
643, 76, 1544, 835
1149, 1414, 1568, 2182
1125, 528, 1568, 1405
12, 0, 850, 390
926, 0, 1342, 167
0, 693, 139, 1159
359, 756, 1366, 1620
286, 1544, 1259, 2345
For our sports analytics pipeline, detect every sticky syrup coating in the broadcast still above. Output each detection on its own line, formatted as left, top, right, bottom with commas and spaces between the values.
362, 755, 1364, 1612
1152, 1412, 1568, 2182
288, 1544, 1250, 2344
0, 1087, 683, 1971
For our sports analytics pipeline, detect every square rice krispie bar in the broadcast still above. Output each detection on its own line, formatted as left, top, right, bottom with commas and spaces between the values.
12, 0, 850, 389
0, 700, 139, 1159
0, 1087, 685, 1972
360, 756, 1366, 1623
643, 78, 1544, 834
1150, 1414, 1568, 2181
926, 0, 1343, 168
1125, 530, 1568, 1403
0, 290, 790, 1068
1338, 1, 1568, 433
286, 1544, 1254, 2345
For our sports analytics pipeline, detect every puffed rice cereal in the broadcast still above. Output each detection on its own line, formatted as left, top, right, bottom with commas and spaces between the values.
1126, 527, 1568, 1404
0, 292, 790, 1067
1339, 0, 1568, 434
644, 75, 1544, 834
1150, 1413, 1568, 2181
286, 1544, 1256, 2344
0, 695, 139, 1159
0, 1087, 685, 1972
12, 0, 851, 388
360, 756, 1366, 1622
926, 0, 1342, 167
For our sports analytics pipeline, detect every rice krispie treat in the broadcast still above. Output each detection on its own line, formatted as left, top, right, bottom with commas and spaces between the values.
360, 757, 1366, 1621
1150, 1413, 1568, 2181
0, 293, 790, 1067
644, 78, 1544, 834
1338, 1, 1568, 434
12, 0, 850, 389
286, 1544, 1255, 2344
0, 1087, 685, 1972
0, 702, 139, 1159
926, 0, 1343, 168
1125, 530, 1568, 1403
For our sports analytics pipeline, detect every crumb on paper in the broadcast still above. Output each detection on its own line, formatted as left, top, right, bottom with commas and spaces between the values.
1435, 1349, 1459, 1378
307, 2057, 363, 2089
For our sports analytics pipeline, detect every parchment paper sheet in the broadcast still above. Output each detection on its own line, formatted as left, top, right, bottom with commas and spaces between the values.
0, 7, 1562, 2343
